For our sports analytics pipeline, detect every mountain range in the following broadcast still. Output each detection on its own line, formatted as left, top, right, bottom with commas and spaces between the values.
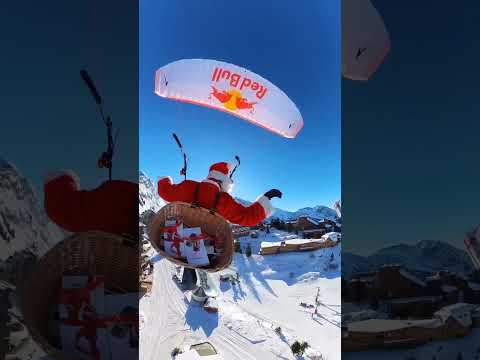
343, 239, 475, 279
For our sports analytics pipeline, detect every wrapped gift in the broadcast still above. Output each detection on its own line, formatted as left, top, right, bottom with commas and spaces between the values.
183, 228, 210, 266
58, 276, 105, 322
59, 276, 108, 360
105, 293, 139, 359
162, 219, 185, 258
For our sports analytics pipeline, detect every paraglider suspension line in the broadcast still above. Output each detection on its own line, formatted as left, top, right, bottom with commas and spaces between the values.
172, 133, 187, 180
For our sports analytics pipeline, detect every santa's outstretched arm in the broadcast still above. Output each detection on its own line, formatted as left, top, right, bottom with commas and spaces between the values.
220, 189, 281, 227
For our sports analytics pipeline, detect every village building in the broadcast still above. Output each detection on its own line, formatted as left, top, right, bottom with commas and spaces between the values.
259, 232, 340, 255
374, 265, 430, 299
347, 273, 376, 303
346, 265, 480, 318
343, 303, 477, 352
293, 216, 341, 239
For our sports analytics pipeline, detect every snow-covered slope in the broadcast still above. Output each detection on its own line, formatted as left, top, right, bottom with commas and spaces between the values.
139, 171, 341, 359
343, 240, 474, 279
140, 232, 341, 360
139, 171, 166, 215
0, 159, 64, 261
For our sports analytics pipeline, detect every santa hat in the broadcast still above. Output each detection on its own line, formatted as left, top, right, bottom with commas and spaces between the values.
208, 162, 232, 181
207, 162, 234, 192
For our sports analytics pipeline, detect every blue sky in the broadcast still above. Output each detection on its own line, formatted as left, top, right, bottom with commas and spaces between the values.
140, 0, 340, 211
343, 2, 480, 254
0, 1, 138, 192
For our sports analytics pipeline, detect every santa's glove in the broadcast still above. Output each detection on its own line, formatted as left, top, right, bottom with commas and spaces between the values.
264, 189, 282, 200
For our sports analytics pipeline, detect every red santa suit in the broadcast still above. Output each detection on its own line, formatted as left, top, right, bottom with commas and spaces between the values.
158, 162, 274, 227
44, 170, 138, 237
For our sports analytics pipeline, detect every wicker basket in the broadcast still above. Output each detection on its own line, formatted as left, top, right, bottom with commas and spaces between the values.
148, 202, 233, 272
21, 231, 138, 360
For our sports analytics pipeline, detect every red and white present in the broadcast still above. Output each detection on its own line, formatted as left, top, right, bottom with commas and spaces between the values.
58, 276, 105, 322
162, 219, 185, 258
183, 227, 210, 266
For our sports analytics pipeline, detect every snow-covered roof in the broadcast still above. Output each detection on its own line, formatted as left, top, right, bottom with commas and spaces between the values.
434, 303, 476, 327
388, 296, 442, 305
0, 280, 15, 290
468, 282, 480, 291
399, 269, 426, 287
260, 238, 325, 248
349, 276, 375, 283
348, 318, 442, 333
342, 310, 386, 324
441, 285, 458, 293
436, 303, 476, 312
322, 232, 341, 242
303, 229, 326, 233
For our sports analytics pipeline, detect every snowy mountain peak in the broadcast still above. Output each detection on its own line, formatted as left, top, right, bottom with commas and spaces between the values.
0, 158, 64, 261
139, 171, 165, 216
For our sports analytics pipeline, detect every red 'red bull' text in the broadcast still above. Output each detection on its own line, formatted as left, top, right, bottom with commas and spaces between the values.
212, 67, 268, 100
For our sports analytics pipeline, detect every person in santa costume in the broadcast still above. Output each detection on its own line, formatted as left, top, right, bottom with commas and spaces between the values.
158, 162, 282, 227
44, 170, 138, 237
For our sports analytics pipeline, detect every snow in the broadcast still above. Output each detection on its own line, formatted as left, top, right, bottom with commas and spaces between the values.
398, 269, 426, 287
177, 350, 222, 360
434, 303, 476, 328
342, 310, 388, 326
468, 282, 480, 291
388, 296, 442, 305
260, 238, 324, 248
234, 198, 339, 223
139, 172, 341, 360
139, 171, 166, 215
140, 239, 341, 360
0, 158, 65, 261
347, 318, 442, 333
441, 285, 457, 293
323, 232, 341, 242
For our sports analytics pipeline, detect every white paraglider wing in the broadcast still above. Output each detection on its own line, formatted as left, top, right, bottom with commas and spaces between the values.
342, 0, 390, 81
155, 59, 303, 138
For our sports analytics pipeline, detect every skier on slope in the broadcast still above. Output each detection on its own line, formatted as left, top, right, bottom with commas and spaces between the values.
158, 162, 282, 227
44, 170, 138, 237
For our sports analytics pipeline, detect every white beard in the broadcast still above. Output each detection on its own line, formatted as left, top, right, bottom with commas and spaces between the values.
222, 178, 234, 193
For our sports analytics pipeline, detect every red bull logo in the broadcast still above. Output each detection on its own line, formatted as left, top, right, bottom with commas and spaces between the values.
211, 86, 256, 111
211, 67, 267, 111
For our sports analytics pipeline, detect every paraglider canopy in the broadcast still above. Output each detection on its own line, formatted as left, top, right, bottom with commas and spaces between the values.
342, 0, 390, 81
155, 59, 303, 138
